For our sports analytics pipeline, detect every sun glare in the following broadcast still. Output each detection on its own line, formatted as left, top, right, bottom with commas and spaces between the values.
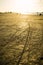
14, 0, 39, 14
18, 21, 28, 29
0, 0, 43, 13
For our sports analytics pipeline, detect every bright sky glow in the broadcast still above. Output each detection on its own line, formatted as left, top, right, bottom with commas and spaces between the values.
0, 0, 43, 14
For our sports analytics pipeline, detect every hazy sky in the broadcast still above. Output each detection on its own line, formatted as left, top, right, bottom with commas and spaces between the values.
0, 0, 43, 13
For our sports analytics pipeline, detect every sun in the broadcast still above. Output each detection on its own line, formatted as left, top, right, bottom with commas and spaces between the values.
14, 0, 38, 14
